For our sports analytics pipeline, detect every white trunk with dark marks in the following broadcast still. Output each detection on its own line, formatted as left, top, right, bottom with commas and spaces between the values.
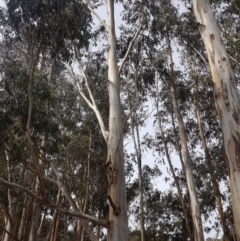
192, 1, 240, 239
105, 1, 128, 240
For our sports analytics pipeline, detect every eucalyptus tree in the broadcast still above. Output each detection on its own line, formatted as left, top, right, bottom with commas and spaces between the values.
173, 4, 235, 239
120, 19, 154, 241
190, 0, 240, 239
62, 0, 145, 240
149, 1, 205, 239
0, 42, 111, 241
126, 64, 146, 241
0, 0, 103, 240
1, 0, 147, 240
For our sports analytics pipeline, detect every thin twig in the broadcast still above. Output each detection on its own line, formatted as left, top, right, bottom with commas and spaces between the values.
229, 54, 240, 66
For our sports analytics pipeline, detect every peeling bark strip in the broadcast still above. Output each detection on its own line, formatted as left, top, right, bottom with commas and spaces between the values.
192, 0, 240, 240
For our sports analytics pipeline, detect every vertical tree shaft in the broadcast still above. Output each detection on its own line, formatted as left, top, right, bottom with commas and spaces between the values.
167, 35, 204, 241
192, 1, 240, 239
194, 76, 231, 241
156, 109, 194, 241
106, 1, 128, 240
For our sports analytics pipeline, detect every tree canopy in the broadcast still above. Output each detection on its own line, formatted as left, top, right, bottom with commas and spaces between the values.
0, 0, 239, 240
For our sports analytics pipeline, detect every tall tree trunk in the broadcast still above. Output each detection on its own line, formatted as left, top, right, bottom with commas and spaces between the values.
167, 35, 204, 241
74, 129, 92, 241
127, 65, 146, 241
75, 220, 82, 241
3, 149, 13, 241
192, 1, 240, 239
155, 104, 193, 241
130, 114, 146, 241
105, 1, 128, 240
18, 197, 30, 240
28, 191, 40, 241
46, 190, 61, 241
170, 107, 187, 181
52, 212, 61, 241
28, 136, 46, 241
194, 73, 231, 241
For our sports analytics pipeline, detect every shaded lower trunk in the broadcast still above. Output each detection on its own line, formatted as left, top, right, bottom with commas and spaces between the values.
75, 220, 82, 241
52, 213, 61, 241
28, 200, 40, 241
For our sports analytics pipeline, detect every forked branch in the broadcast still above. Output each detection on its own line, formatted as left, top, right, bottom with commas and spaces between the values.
63, 59, 108, 141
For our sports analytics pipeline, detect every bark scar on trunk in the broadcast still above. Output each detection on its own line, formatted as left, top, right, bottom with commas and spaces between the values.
107, 195, 121, 216
209, 34, 215, 63
229, 135, 240, 171
105, 157, 119, 188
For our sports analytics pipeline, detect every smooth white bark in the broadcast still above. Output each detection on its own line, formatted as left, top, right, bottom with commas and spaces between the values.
192, 1, 240, 239
106, 1, 128, 240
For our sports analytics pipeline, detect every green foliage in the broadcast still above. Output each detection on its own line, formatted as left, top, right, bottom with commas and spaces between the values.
0, 0, 238, 239
5, 0, 92, 60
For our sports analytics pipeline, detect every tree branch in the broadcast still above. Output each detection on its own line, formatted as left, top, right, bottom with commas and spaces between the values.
62, 61, 94, 108
0, 177, 108, 228
118, 1, 145, 74
82, 0, 109, 30
63, 59, 108, 141
229, 54, 240, 67
48, 203, 108, 227
75, 57, 108, 140
50, 163, 104, 240
0, 177, 43, 201
192, 46, 209, 70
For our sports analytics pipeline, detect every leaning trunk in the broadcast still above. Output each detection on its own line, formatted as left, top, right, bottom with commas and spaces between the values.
194, 76, 231, 241
192, 1, 240, 239
105, 1, 128, 240
167, 35, 204, 241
